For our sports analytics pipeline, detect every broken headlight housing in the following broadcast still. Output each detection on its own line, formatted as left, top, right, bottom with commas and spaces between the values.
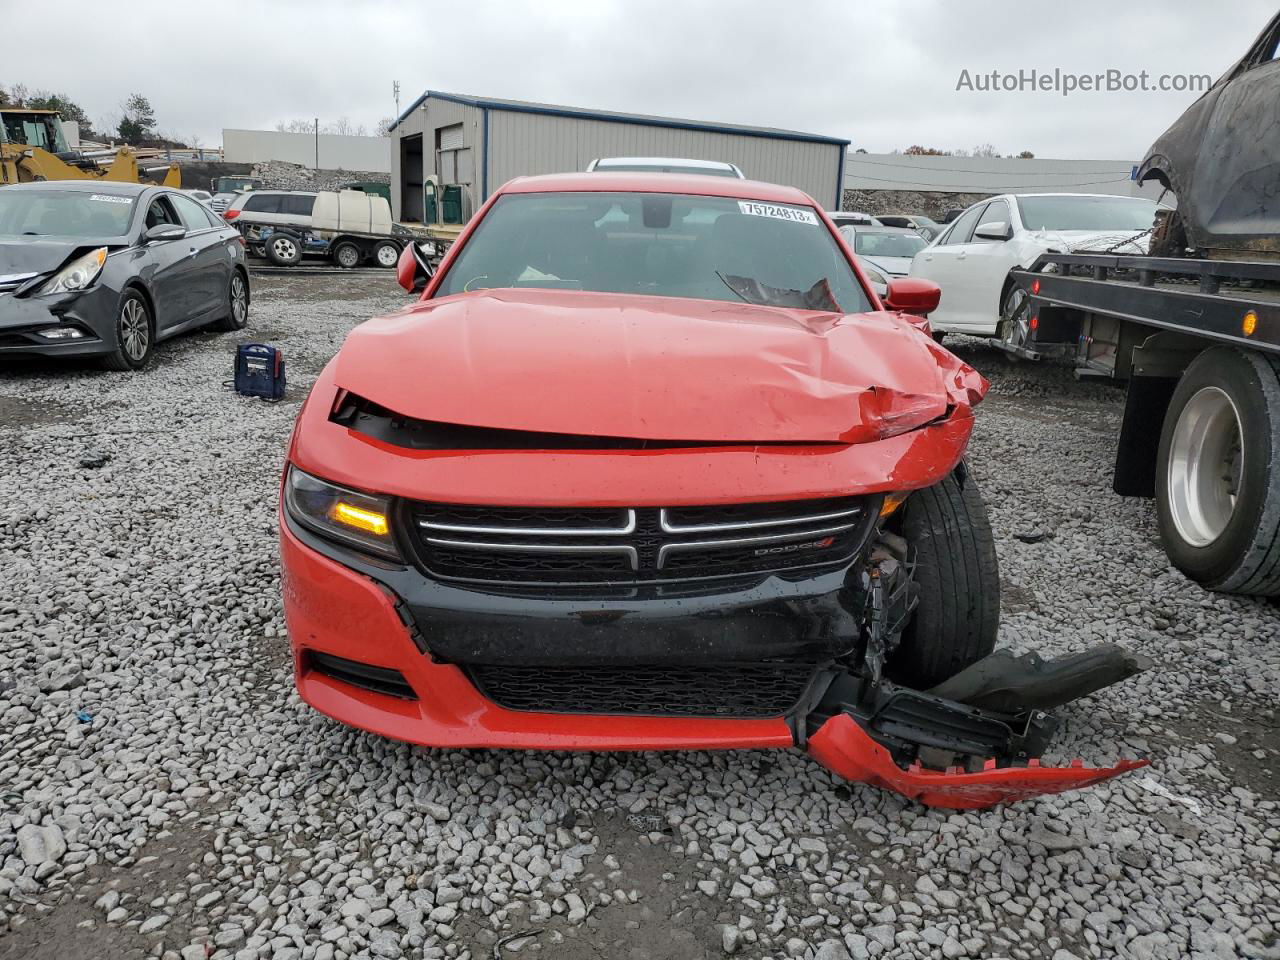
284, 466, 401, 560
38, 247, 108, 296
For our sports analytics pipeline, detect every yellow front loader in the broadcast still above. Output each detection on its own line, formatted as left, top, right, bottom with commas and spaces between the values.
0, 108, 180, 187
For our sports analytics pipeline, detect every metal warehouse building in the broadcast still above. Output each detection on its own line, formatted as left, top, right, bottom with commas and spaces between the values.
389, 90, 848, 224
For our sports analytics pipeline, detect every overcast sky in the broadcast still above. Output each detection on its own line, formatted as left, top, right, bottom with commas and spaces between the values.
5, 0, 1274, 159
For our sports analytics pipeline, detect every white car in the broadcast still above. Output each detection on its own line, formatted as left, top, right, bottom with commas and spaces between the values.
586, 156, 745, 178
838, 225, 929, 281
908, 193, 1163, 346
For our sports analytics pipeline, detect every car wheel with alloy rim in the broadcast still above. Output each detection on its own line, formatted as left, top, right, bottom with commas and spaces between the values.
101, 289, 153, 371
214, 270, 250, 331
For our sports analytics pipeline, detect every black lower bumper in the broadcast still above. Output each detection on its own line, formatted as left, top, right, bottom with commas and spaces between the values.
288, 515, 865, 669
0, 292, 110, 356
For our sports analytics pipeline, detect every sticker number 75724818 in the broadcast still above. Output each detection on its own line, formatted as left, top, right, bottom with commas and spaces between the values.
737, 201, 819, 226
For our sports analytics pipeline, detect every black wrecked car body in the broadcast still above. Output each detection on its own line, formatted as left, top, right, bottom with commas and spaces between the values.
1137, 13, 1280, 259
0, 180, 249, 365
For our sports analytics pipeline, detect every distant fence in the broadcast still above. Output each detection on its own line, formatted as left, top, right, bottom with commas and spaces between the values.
78, 139, 223, 163
222, 129, 390, 173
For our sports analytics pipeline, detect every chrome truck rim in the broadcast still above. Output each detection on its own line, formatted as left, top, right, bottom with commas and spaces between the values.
1167, 386, 1243, 547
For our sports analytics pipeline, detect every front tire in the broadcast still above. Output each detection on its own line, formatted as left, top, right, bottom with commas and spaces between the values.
100, 289, 153, 372
997, 282, 1029, 355
1156, 347, 1280, 596
212, 270, 250, 332
888, 465, 1000, 688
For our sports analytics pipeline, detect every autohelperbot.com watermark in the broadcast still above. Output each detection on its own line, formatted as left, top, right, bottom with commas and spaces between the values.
956, 67, 1214, 96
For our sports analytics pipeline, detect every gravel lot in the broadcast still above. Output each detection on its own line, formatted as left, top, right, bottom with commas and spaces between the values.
1, 273, 1277, 960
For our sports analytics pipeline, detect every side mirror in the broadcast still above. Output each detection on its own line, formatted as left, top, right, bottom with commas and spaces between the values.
396, 240, 436, 293
973, 221, 1010, 241
884, 277, 941, 317
145, 223, 185, 243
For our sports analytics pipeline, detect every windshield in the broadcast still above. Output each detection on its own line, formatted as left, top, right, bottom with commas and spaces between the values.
851, 231, 927, 258
1016, 195, 1159, 232
0, 112, 71, 152
435, 191, 872, 313
215, 177, 259, 193
0, 190, 135, 238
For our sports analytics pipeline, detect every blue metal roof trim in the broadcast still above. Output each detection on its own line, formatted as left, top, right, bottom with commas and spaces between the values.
390, 90, 849, 147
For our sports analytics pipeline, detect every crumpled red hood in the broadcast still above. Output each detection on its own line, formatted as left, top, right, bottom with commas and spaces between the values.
333, 289, 986, 444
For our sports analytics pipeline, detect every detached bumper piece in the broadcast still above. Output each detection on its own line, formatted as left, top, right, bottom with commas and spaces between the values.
805, 644, 1152, 810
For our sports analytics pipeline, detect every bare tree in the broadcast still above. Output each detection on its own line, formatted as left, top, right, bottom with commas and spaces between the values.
275, 118, 317, 134
376, 116, 395, 137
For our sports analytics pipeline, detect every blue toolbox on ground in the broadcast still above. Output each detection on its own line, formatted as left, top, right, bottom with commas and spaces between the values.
233, 344, 286, 401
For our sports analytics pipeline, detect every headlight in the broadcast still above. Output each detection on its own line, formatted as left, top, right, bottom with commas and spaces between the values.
861, 264, 888, 286
38, 247, 107, 296
284, 467, 401, 560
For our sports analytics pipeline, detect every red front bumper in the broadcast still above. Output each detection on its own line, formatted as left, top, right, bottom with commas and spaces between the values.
281, 518, 794, 751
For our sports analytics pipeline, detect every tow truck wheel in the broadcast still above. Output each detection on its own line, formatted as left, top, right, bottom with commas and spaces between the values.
887, 464, 1000, 689
1156, 346, 1280, 596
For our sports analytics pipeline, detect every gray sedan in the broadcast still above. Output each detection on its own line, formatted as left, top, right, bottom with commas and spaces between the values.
0, 180, 250, 370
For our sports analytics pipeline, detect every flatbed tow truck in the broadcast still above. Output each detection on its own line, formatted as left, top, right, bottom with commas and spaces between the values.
1012, 252, 1280, 598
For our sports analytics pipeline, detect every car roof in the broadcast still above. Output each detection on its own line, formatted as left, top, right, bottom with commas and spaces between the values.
500, 172, 814, 205
1005, 192, 1152, 200
2, 180, 151, 196
593, 157, 737, 170
839, 224, 921, 235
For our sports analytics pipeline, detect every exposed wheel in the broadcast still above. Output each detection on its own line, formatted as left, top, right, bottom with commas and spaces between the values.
213, 269, 250, 332
1150, 206, 1189, 258
266, 234, 302, 266
101, 289, 153, 371
1156, 346, 1280, 596
888, 464, 1000, 689
374, 241, 400, 268
996, 282, 1029, 356
333, 241, 361, 268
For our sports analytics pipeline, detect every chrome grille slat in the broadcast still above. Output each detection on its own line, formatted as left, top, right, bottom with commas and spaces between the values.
407, 497, 873, 584
655, 522, 859, 569
658, 506, 863, 534
419, 509, 636, 537
423, 537, 639, 570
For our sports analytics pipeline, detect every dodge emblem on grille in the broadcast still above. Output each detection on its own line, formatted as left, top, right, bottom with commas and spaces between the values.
753, 536, 836, 557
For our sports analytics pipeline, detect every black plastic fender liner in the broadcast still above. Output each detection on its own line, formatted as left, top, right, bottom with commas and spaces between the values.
926, 644, 1153, 714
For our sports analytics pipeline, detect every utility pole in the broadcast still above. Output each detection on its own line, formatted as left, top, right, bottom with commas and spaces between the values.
314, 117, 319, 169
393, 80, 401, 118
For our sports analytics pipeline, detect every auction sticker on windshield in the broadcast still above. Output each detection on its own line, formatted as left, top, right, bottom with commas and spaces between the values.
738, 201, 818, 226
90, 195, 133, 204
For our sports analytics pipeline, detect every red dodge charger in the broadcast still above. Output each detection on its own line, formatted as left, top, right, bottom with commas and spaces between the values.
279, 172, 1146, 808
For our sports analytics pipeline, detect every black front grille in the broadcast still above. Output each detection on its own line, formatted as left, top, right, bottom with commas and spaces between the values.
469, 663, 820, 717
406, 496, 876, 586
